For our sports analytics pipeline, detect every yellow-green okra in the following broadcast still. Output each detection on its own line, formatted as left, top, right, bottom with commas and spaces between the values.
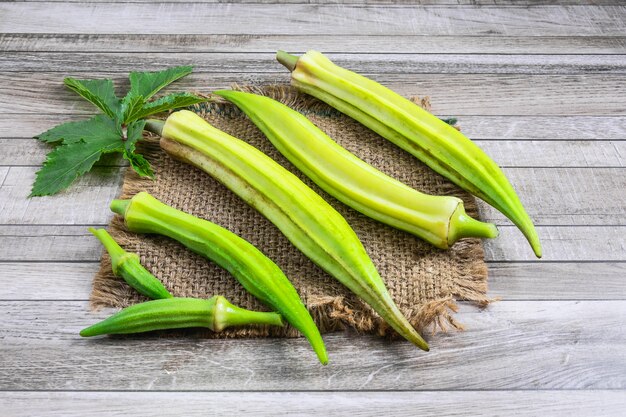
276, 50, 541, 258
216, 90, 498, 249
145, 110, 430, 352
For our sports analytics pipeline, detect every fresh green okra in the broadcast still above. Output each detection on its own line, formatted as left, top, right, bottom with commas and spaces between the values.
216, 90, 499, 249
89, 228, 173, 300
145, 110, 430, 351
110, 191, 328, 364
80, 296, 283, 337
276, 50, 542, 258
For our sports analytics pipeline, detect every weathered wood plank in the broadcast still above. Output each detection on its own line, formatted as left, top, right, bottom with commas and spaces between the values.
2, 261, 625, 301
3, 114, 624, 140
488, 262, 626, 300
1, 4, 625, 36
2, 34, 625, 54
3, 52, 626, 75
3, 166, 623, 226
7, 0, 626, 5
1, 300, 624, 390
5, 139, 623, 167
1, 225, 623, 262
0, 263, 97, 301
1, 391, 625, 417
2, 72, 625, 116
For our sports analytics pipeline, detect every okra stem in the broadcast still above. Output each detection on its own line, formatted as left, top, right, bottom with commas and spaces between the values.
276, 50, 299, 72
145, 119, 165, 136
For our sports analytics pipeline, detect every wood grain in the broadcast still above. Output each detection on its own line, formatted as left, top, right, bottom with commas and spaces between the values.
3, 52, 626, 75
2, 33, 625, 54
2, 261, 625, 301
1, 391, 625, 417
2, 72, 625, 116
1, 224, 624, 262
1, 300, 624, 390
5, 139, 623, 167
3, 114, 624, 140
1, 4, 625, 36
2, 166, 623, 226
1, 0, 625, 410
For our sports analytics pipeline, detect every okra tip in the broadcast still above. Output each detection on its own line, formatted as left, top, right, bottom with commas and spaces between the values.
276, 50, 299, 72
110, 199, 131, 216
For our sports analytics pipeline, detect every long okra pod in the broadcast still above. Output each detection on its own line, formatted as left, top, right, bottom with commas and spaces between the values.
110, 192, 327, 364
145, 110, 429, 351
216, 90, 498, 249
276, 50, 542, 258
80, 296, 283, 337
89, 228, 173, 299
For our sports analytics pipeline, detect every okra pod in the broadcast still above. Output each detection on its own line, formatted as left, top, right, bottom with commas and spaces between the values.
277, 50, 542, 258
80, 296, 284, 337
110, 192, 327, 364
89, 227, 173, 300
216, 90, 498, 249
146, 110, 429, 351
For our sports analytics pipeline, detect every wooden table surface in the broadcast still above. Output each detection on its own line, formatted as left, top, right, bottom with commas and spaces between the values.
1, 1, 625, 415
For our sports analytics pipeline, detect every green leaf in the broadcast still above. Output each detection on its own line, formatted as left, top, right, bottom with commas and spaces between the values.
30, 129, 124, 196
130, 93, 206, 121
123, 151, 154, 178
122, 119, 154, 178
35, 115, 118, 144
120, 94, 145, 124
128, 66, 193, 100
64, 78, 120, 118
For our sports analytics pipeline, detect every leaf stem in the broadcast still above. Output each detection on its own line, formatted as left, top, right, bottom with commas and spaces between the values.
144, 119, 165, 136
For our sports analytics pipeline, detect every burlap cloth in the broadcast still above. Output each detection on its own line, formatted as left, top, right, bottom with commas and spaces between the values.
91, 85, 490, 339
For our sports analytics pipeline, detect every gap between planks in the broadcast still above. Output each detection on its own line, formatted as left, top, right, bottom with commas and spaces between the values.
2, 34, 625, 54
2, 52, 625, 75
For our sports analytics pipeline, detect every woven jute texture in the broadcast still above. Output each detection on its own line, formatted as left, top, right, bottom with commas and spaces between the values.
91, 85, 490, 339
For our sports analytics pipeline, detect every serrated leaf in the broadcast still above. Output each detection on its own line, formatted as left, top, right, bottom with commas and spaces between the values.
131, 93, 206, 121
30, 130, 124, 196
128, 66, 193, 100
64, 78, 120, 118
121, 119, 153, 178
35, 115, 118, 144
120, 94, 145, 123
123, 151, 154, 178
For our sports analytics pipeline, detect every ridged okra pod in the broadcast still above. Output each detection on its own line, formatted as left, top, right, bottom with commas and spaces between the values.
216, 90, 499, 249
277, 50, 542, 258
110, 191, 327, 364
80, 296, 284, 337
146, 110, 429, 351
89, 227, 173, 300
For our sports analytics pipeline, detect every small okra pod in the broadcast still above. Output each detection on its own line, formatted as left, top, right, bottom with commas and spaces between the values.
89, 227, 173, 300
80, 296, 284, 337
110, 191, 328, 364
145, 111, 429, 352
277, 50, 542, 258
215, 90, 498, 250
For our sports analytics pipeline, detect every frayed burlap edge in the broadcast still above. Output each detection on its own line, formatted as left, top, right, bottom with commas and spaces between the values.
90, 84, 493, 339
